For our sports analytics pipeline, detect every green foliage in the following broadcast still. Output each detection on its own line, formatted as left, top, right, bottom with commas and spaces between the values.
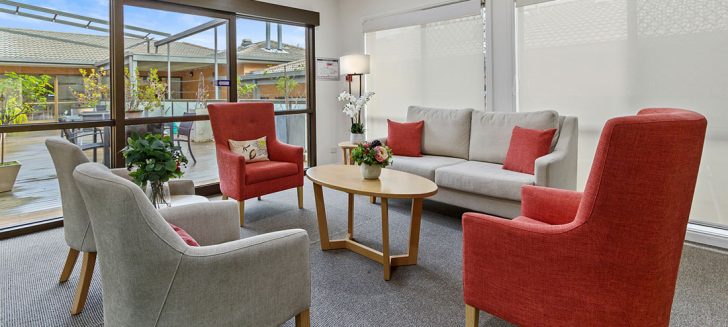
350, 122, 364, 134
73, 68, 109, 108
275, 75, 298, 97
237, 82, 258, 98
351, 141, 393, 167
0, 72, 54, 126
124, 67, 167, 112
121, 133, 188, 187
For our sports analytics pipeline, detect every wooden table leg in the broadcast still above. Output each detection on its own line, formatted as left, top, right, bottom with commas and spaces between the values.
347, 193, 354, 239
391, 198, 423, 266
342, 148, 348, 165
313, 183, 331, 250
381, 197, 391, 280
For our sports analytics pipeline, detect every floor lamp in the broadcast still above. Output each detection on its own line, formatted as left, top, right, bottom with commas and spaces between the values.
340, 54, 370, 97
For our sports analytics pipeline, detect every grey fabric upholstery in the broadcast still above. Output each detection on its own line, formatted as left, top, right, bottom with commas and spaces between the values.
158, 202, 240, 246
388, 155, 465, 181
73, 162, 311, 327
45, 137, 202, 253
468, 110, 559, 164
435, 161, 535, 201
534, 116, 578, 190
46, 137, 97, 253
406, 106, 473, 159
431, 187, 522, 218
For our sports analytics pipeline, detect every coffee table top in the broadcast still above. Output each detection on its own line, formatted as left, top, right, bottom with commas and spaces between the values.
306, 164, 438, 199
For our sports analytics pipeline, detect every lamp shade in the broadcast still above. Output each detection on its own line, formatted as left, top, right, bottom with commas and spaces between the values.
340, 54, 370, 75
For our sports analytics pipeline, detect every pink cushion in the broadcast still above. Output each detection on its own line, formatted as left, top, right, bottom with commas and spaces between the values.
168, 223, 200, 246
503, 126, 557, 174
387, 119, 424, 157
245, 160, 299, 184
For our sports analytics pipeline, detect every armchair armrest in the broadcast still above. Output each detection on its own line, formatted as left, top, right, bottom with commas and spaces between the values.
110, 168, 132, 182
158, 201, 240, 246
168, 179, 195, 196
162, 230, 310, 326
215, 144, 246, 199
268, 139, 303, 168
534, 116, 578, 189
520, 185, 582, 225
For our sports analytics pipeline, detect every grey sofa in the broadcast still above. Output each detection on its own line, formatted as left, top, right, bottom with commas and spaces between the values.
379, 106, 578, 218
73, 162, 311, 327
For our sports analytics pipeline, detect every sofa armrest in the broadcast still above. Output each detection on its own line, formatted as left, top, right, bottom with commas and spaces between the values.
158, 201, 240, 246
534, 116, 578, 189
162, 230, 310, 326
521, 185, 581, 225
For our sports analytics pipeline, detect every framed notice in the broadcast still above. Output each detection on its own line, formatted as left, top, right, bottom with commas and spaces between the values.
316, 57, 340, 81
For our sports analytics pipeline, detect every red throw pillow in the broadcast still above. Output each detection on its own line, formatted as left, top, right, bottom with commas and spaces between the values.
387, 119, 424, 157
503, 126, 557, 174
168, 223, 200, 246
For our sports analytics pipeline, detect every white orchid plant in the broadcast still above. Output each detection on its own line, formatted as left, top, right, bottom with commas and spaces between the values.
338, 91, 374, 134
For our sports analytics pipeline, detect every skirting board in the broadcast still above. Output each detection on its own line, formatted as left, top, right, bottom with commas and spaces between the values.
685, 223, 728, 250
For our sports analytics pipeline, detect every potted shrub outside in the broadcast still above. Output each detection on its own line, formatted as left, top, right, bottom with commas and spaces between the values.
0, 73, 54, 192
124, 67, 167, 114
73, 68, 109, 112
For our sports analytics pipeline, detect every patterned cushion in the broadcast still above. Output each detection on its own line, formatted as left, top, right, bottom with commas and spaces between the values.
229, 136, 269, 162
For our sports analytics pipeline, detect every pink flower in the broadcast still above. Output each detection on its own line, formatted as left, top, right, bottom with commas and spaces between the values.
374, 146, 389, 163
363, 142, 370, 148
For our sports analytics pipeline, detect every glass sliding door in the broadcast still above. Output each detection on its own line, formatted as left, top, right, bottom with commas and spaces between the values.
0, 0, 112, 228
236, 17, 311, 167
515, 0, 728, 229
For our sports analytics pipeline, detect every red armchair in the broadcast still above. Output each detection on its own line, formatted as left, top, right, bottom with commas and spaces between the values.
208, 103, 304, 226
462, 108, 707, 327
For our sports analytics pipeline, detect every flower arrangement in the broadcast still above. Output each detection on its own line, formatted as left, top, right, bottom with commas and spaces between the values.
73, 68, 109, 109
351, 140, 392, 167
338, 91, 375, 135
121, 133, 188, 208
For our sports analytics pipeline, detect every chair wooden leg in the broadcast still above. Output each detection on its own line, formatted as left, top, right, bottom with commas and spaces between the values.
295, 308, 310, 327
370, 196, 376, 204
238, 200, 245, 227
297, 186, 304, 209
221, 194, 228, 200
465, 304, 479, 327
71, 252, 96, 315
59, 248, 79, 283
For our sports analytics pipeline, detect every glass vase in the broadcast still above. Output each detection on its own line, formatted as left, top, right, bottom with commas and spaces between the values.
145, 181, 171, 208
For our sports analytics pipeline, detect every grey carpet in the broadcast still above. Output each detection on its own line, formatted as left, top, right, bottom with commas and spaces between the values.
1, 180, 727, 326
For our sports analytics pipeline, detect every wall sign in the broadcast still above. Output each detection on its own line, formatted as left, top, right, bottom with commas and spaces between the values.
215, 79, 231, 87
316, 58, 340, 81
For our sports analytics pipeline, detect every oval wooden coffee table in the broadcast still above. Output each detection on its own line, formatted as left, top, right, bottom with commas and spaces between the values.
306, 164, 438, 280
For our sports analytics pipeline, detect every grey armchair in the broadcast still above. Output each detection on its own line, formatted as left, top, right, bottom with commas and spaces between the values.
45, 137, 206, 314
73, 162, 311, 327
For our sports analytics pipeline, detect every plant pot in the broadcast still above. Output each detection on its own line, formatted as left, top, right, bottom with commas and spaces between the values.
145, 181, 171, 208
350, 133, 365, 144
360, 164, 382, 180
0, 161, 22, 193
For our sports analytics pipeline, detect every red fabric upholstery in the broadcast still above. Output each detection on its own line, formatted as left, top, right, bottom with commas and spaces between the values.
502, 126, 557, 174
462, 108, 707, 326
208, 103, 304, 200
168, 223, 199, 247
387, 119, 424, 157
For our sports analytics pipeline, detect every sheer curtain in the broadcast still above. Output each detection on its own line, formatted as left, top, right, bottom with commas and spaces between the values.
364, 12, 485, 138
516, 0, 728, 227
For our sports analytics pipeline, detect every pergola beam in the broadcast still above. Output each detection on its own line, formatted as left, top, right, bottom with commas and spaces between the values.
154, 19, 227, 48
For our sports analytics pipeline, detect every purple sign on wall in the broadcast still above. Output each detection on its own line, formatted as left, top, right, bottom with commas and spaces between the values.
215, 79, 231, 87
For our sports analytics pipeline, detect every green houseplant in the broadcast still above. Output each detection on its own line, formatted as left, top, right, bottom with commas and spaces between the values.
121, 133, 188, 208
350, 140, 393, 180
0, 72, 54, 192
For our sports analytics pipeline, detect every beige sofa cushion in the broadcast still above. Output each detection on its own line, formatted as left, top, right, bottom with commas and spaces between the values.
469, 110, 559, 164
434, 161, 535, 201
388, 155, 465, 181
407, 106, 473, 159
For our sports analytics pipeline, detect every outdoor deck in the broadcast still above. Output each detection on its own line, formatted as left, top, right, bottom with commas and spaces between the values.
0, 130, 220, 228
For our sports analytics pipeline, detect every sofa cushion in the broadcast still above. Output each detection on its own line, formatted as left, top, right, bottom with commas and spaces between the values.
389, 155, 466, 181
387, 119, 424, 157
168, 223, 200, 246
503, 126, 557, 174
469, 110, 559, 164
406, 106, 473, 159
435, 161, 535, 201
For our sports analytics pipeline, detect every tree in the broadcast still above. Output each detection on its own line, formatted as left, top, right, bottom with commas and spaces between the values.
237, 82, 258, 99
275, 75, 299, 110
